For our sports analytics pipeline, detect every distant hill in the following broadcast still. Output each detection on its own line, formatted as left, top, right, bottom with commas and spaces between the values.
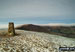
16, 24, 75, 38
15, 24, 50, 33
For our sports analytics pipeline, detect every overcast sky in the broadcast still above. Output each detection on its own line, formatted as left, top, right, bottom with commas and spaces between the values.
0, 0, 75, 24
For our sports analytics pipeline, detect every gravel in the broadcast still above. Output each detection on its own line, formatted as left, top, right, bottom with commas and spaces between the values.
0, 30, 75, 52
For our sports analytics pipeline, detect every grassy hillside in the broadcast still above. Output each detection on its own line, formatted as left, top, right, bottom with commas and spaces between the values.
16, 24, 75, 38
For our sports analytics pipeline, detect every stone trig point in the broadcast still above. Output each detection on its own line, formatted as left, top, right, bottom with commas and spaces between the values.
8, 22, 15, 36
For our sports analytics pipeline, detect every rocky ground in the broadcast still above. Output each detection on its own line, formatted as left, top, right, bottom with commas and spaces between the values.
0, 29, 75, 52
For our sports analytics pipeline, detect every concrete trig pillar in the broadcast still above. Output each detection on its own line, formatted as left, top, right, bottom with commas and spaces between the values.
8, 22, 15, 36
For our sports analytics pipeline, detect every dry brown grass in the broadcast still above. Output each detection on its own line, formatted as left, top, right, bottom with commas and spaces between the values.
0, 30, 19, 38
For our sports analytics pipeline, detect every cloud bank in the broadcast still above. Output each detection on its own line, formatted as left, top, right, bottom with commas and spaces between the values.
0, 23, 75, 29
0, 24, 22, 29
39, 23, 75, 26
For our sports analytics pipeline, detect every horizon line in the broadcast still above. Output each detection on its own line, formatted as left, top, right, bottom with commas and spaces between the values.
0, 23, 75, 29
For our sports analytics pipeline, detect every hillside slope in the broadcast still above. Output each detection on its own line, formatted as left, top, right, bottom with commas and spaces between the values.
16, 24, 75, 38
0, 30, 75, 52
16, 24, 50, 33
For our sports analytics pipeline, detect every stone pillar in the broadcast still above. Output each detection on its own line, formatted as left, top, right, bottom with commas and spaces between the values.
8, 22, 15, 36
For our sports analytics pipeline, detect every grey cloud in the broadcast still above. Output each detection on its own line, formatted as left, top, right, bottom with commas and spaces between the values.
0, 0, 74, 19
